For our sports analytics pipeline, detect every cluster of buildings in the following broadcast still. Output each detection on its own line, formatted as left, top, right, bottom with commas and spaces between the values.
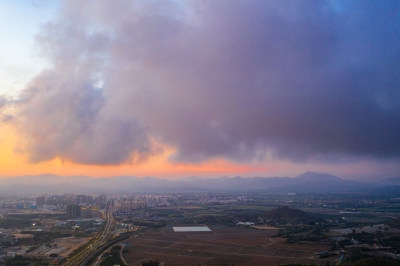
114, 194, 170, 207
0, 201, 38, 211
66, 204, 103, 219
36, 194, 107, 209
112, 195, 171, 215
188, 194, 253, 205
32, 194, 109, 219
114, 200, 147, 212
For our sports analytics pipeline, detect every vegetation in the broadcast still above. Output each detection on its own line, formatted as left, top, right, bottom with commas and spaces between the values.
0, 218, 35, 228
264, 206, 323, 225
141, 260, 160, 266
100, 245, 124, 266
5, 255, 49, 266
344, 257, 400, 266
278, 264, 316, 266
21, 231, 72, 242
132, 220, 167, 228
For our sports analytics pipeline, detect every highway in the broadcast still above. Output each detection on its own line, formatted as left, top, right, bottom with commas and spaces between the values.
62, 204, 114, 266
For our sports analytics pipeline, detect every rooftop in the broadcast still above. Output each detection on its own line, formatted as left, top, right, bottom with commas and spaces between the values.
172, 226, 211, 232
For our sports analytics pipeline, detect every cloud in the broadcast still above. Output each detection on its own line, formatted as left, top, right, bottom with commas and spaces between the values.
7, 0, 400, 165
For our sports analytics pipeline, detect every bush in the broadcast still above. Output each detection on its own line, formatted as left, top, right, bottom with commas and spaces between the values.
141, 260, 160, 266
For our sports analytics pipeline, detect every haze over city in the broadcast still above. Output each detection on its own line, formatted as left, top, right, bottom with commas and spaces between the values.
2, 1, 400, 266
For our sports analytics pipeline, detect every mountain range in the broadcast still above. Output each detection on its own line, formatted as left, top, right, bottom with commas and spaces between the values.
0, 172, 398, 194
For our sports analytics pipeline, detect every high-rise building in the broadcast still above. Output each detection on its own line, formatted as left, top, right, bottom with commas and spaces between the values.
80, 206, 91, 218
99, 195, 107, 207
95, 195, 107, 209
91, 207, 99, 218
115, 200, 147, 212
36, 196, 46, 206
132, 201, 147, 209
67, 204, 81, 219
75, 195, 94, 205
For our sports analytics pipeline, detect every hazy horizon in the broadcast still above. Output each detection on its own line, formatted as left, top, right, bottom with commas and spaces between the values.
0, 171, 396, 183
2, 2, 400, 265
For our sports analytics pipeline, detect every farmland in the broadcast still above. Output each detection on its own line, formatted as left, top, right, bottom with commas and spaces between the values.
123, 227, 337, 266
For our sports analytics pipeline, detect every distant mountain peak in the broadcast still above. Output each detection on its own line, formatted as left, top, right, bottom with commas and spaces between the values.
296, 171, 342, 181
0, 172, 380, 194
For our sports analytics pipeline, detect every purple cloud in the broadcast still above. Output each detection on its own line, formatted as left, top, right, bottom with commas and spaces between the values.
7, 0, 400, 165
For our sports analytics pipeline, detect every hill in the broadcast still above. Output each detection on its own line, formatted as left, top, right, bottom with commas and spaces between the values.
264, 206, 323, 224
0, 172, 389, 194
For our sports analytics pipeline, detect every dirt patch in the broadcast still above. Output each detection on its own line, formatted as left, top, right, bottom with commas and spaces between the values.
253, 225, 281, 230
124, 227, 337, 266
54, 236, 92, 257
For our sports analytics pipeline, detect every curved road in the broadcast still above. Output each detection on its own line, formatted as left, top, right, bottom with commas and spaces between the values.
63, 204, 114, 266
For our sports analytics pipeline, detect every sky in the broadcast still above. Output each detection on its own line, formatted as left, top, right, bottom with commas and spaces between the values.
0, 0, 399, 180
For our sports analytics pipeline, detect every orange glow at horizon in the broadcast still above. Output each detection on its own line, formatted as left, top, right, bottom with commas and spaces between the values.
0, 125, 276, 178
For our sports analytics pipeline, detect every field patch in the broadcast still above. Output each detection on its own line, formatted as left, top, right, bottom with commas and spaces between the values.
124, 227, 337, 266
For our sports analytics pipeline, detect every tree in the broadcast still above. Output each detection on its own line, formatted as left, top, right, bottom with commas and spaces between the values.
141, 260, 159, 266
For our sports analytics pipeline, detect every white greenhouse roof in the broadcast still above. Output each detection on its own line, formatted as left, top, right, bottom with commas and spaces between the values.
172, 226, 211, 232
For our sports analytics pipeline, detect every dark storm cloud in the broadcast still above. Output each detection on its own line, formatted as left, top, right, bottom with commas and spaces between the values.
8, 0, 400, 164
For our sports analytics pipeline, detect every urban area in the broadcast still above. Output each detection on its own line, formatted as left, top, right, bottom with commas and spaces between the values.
0, 190, 400, 265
